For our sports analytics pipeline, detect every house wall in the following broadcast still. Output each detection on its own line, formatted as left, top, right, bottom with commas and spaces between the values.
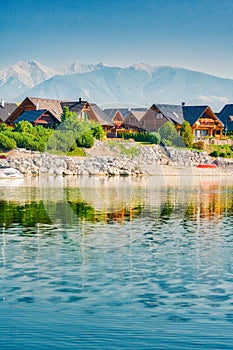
113, 111, 124, 126
192, 110, 223, 138
139, 110, 168, 132
36, 114, 58, 128
124, 113, 140, 127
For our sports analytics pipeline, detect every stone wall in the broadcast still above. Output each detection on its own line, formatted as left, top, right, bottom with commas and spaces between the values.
0, 142, 232, 176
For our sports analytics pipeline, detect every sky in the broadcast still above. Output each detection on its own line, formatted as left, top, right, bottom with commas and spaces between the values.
0, 0, 232, 78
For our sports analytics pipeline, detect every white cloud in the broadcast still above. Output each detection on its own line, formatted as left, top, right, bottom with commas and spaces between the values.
197, 95, 229, 104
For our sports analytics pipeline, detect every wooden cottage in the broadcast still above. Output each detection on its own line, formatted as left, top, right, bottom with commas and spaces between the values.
0, 99, 17, 123
103, 109, 129, 127
183, 106, 224, 138
13, 109, 59, 128
124, 108, 148, 129
216, 104, 233, 132
81, 102, 113, 131
139, 104, 184, 132
61, 98, 87, 118
6, 97, 70, 125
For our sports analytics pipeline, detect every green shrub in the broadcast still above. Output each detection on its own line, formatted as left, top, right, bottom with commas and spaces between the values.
180, 121, 193, 148
0, 123, 8, 132
0, 134, 17, 150
148, 132, 161, 144
90, 122, 105, 140
209, 150, 219, 157
76, 130, 94, 148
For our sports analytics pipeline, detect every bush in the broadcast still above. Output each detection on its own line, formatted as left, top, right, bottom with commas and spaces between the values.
209, 150, 219, 157
90, 122, 105, 140
0, 134, 17, 150
193, 141, 205, 150
117, 131, 160, 144
76, 130, 94, 148
148, 132, 160, 144
0, 123, 8, 132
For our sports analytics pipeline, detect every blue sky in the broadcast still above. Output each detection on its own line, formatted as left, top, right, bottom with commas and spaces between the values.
0, 0, 232, 78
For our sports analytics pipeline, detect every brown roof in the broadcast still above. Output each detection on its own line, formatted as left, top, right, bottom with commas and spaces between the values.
28, 97, 67, 121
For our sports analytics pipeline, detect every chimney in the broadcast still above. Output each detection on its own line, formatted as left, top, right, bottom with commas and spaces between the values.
181, 101, 185, 106
36, 102, 39, 110
1, 99, 4, 108
79, 97, 82, 103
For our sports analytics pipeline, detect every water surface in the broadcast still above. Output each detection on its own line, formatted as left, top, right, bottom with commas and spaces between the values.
1, 176, 233, 349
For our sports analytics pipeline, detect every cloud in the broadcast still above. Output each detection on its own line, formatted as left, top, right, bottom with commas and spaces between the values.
197, 95, 229, 104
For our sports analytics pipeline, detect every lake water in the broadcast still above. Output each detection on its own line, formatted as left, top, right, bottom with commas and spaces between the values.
1, 175, 233, 349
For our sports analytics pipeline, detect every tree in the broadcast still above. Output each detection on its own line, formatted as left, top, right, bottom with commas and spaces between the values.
14, 120, 33, 133
180, 121, 193, 148
90, 122, 105, 140
159, 122, 178, 146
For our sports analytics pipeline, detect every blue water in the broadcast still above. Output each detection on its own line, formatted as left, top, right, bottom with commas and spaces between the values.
1, 176, 233, 349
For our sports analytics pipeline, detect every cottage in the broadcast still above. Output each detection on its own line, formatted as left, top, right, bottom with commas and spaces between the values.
216, 104, 233, 132
81, 102, 113, 131
124, 108, 148, 129
103, 109, 129, 127
183, 105, 224, 139
61, 98, 87, 118
139, 104, 184, 132
13, 109, 59, 128
6, 97, 72, 125
0, 99, 17, 123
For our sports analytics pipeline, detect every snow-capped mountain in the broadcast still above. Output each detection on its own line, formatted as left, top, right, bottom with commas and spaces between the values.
1, 60, 232, 111
0, 60, 103, 101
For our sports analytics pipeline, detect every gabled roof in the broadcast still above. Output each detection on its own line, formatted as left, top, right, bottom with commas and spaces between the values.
0, 102, 17, 122
182, 105, 208, 125
28, 97, 66, 120
216, 104, 233, 131
61, 99, 87, 116
103, 108, 130, 120
217, 104, 233, 123
152, 104, 184, 125
90, 104, 113, 126
128, 108, 148, 121
13, 109, 54, 124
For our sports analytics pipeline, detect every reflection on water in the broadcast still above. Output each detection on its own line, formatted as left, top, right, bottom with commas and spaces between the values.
1, 176, 233, 228
0, 176, 233, 349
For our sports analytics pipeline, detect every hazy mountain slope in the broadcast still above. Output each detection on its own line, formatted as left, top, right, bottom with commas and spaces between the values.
0, 60, 103, 101
18, 66, 233, 110
1, 60, 233, 110
144, 67, 233, 109
19, 67, 152, 107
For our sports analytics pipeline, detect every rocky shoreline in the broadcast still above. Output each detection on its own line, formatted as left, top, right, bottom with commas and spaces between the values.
1, 142, 233, 177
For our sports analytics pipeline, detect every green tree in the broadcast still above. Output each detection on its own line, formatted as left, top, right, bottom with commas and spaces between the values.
159, 122, 178, 146
61, 106, 78, 123
14, 120, 33, 133
180, 121, 193, 148
90, 122, 105, 140
0, 133, 17, 150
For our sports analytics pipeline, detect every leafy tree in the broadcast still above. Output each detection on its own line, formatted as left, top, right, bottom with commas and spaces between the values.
159, 122, 178, 146
14, 121, 33, 133
61, 106, 78, 123
90, 122, 105, 140
180, 121, 193, 148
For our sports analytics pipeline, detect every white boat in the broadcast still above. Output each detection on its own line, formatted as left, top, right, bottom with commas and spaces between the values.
0, 166, 23, 179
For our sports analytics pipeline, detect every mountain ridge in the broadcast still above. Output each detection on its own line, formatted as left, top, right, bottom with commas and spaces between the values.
0, 60, 232, 111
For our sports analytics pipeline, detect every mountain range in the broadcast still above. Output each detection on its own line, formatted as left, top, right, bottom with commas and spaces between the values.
0, 60, 232, 111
